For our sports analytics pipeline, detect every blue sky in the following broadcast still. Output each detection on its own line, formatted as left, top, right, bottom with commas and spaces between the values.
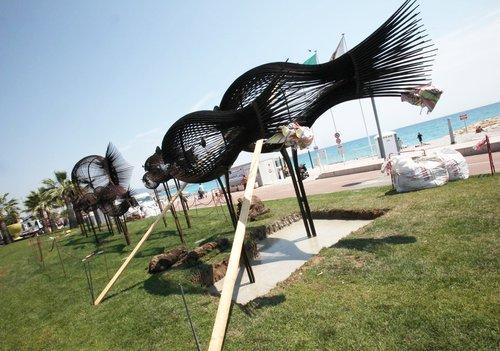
1, 0, 499, 200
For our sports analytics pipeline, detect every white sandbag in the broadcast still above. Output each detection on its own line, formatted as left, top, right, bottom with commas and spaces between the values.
431, 148, 469, 181
390, 155, 449, 193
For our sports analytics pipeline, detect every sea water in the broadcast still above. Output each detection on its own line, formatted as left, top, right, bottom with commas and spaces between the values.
177, 101, 500, 195
297, 101, 500, 167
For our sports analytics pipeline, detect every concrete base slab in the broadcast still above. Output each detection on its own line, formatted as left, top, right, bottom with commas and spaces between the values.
212, 219, 372, 304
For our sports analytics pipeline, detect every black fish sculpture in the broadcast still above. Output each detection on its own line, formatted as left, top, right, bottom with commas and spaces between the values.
162, 0, 436, 183
71, 143, 133, 193
71, 143, 135, 215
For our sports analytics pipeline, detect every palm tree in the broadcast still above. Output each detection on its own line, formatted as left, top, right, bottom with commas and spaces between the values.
42, 171, 78, 228
24, 189, 56, 232
0, 193, 20, 244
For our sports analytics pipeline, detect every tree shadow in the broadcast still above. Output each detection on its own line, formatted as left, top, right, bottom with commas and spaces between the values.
334, 235, 416, 251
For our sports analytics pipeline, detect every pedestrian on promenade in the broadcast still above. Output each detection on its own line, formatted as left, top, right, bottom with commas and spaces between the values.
417, 132, 423, 146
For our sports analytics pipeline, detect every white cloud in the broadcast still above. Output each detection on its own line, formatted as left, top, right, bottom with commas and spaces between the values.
121, 92, 219, 189
134, 127, 161, 139
188, 91, 217, 112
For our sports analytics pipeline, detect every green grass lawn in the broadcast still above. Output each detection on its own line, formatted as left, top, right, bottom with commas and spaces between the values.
1, 175, 499, 350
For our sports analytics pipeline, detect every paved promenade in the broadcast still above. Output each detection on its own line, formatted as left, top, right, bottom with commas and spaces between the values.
225, 152, 498, 202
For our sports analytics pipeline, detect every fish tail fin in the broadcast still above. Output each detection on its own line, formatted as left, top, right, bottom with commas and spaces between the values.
346, 0, 436, 98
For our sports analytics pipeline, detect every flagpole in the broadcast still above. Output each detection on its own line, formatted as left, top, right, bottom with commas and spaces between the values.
309, 49, 342, 164
358, 100, 375, 156
329, 109, 338, 133
312, 47, 339, 137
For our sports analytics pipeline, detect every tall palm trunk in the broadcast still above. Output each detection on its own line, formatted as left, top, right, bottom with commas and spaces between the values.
0, 220, 13, 244
92, 206, 102, 230
65, 198, 78, 228
39, 210, 51, 233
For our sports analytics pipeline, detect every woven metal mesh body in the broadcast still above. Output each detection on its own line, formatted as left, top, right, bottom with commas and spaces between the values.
71, 143, 135, 217
73, 193, 98, 213
71, 155, 109, 193
143, 148, 172, 186
95, 184, 128, 205
71, 143, 133, 194
162, 109, 254, 183
144, 147, 166, 172
100, 192, 136, 217
142, 172, 160, 190
162, 0, 435, 183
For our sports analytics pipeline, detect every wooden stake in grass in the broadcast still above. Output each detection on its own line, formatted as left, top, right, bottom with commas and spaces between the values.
208, 139, 263, 351
36, 235, 45, 269
93, 182, 187, 306
54, 239, 67, 277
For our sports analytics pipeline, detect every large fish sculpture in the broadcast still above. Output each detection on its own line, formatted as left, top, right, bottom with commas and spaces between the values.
162, 0, 436, 183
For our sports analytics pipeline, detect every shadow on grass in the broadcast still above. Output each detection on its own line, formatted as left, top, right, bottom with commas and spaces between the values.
334, 235, 416, 251
104, 280, 144, 302
195, 230, 235, 246
135, 246, 165, 258
62, 231, 114, 247
342, 181, 363, 188
238, 294, 286, 316
103, 273, 206, 303
384, 189, 400, 196
144, 273, 205, 296
145, 229, 178, 240
102, 243, 127, 254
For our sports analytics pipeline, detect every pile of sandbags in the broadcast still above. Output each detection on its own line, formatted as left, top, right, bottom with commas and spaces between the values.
383, 148, 469, 193
433, 148, 469, 181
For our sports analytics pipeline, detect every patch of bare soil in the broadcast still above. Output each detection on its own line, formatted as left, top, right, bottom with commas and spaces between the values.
193, 258, 229, 286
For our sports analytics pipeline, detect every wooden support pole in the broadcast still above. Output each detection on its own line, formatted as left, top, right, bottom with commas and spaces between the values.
93, 182, 187, 306
163, 183, 186, 245
486, 135, 495, 175
154, 188, 168, 228
176, 178, 192, 228
54, 239, 67, 277
280, 148, 311, 238
291, 148, 316, 237
208, 139, 263, 351
36, 235, 45, 269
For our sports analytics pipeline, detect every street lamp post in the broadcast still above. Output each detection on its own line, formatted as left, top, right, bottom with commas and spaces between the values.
370, 96, 386, 159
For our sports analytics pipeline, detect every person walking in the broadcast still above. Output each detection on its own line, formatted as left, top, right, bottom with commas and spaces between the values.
197, 184, 205, 199
417, 132, 423, 146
